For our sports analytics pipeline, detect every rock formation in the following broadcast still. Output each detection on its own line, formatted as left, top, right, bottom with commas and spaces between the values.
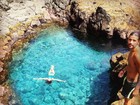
110, 52, 128, 73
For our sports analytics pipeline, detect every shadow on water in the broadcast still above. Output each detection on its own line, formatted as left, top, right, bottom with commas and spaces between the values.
69, 26, 129, 54
85, 70, 110, 105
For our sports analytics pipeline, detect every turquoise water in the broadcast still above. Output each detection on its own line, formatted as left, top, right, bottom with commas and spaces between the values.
9, 26, 112, 105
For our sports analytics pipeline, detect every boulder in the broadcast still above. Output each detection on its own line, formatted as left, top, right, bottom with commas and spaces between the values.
110, 52, 128, 72
0, 61, 4, 67
0, 0, 11, 11
31, 19, 41, 28
0, 86, 5, 96
0, 45, 12, 62
0, 69, 8, 84
53, 0, 71, 10
0, 67, 3, 72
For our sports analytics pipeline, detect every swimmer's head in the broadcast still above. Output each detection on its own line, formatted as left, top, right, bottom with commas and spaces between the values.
46, 79, 52, 84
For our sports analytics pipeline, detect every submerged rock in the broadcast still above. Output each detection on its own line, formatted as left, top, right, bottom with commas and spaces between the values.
59, 92, 68, 100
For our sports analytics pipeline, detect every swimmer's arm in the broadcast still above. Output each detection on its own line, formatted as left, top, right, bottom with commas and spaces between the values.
33, 78, 49, 80
52, 78, 66, 82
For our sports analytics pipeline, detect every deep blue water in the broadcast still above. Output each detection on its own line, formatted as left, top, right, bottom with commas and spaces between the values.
9, 26, 121, 105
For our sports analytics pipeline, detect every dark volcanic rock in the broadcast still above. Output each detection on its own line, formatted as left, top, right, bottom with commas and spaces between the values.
87, 7, 111, 39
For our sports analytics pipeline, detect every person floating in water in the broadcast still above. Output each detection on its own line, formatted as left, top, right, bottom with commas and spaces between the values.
33, 65, 66, 84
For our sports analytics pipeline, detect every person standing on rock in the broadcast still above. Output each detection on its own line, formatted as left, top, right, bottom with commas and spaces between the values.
117, 31, 140, 105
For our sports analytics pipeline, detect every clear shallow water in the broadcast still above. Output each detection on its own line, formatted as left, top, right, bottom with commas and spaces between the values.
9, 26, 114, 105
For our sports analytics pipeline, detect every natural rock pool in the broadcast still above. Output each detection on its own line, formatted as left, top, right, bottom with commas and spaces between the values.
9, 26, 119, 105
